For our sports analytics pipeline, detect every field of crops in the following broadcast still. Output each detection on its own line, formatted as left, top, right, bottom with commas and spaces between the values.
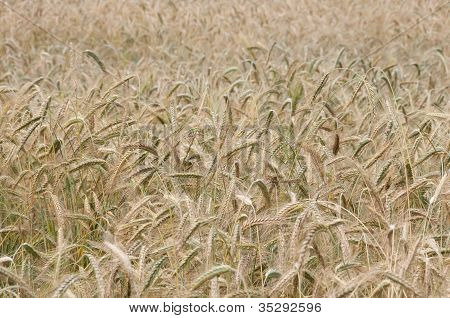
0, 0, 448, 297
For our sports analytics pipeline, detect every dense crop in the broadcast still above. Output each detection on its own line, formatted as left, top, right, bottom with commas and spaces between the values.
0, 0, 448, 297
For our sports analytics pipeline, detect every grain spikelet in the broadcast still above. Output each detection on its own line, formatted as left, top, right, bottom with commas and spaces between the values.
296, 224, 321, 267
85, 254, 105, 298
84, 50, 108, 74
14, 116, 41, 134
103, 241, 135, 279
106, 151, 134, 191
385, 272, 422, 297
178, 217, 216, 250
123, 143, 158, 157
253, 179, 271, 206
191, 265, 235, 291
346, 76, 365, 107
270, 224, 321, 296
311, 73, 329, 102
48, 193, 65, 281
16, 121, 40, 154
69, 159, 107, 173
92, 192, 101, 214
141, 255, 168, 294
289, 211, 309, 250
429, 172, 447, 205
269, 266, 298, 296
277, 201, 303, 216
38, 96, 52, 119
177, 247, 200, 273
53, 274, 81, 298
391, 179, 429, 203
121, 195, 152, 225
332, 267, 384, 297
168, 172, 203, 179
83, 196, 93, 216
375, 160, 392, 186
0, 266, 36, 297
102, 76, 135, 99
242, 216, 285, 230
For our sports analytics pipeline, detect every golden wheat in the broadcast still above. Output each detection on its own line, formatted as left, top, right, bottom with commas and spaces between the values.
0, 0, 448, 298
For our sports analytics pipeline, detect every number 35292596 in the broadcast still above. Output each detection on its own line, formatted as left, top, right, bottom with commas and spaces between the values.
258, 302, 321, 313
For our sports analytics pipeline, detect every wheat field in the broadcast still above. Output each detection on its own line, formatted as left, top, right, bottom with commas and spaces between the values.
0, 0, 448, 298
